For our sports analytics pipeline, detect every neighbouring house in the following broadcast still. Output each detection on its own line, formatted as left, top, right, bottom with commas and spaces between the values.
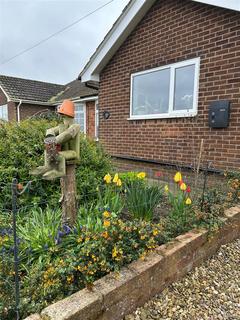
50, 79, 99, 139
80, 0, 240, 172
0, 75, 64, 122
0, 75, 99, 139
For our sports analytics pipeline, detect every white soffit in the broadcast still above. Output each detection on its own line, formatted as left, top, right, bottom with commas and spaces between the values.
80, 0, 240, 82
194, 0, 240, 12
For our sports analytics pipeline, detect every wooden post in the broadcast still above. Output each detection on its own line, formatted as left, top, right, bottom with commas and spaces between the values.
60, 163, 77, 226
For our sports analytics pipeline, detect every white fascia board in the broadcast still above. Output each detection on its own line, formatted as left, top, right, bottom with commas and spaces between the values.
53, 96, 98, 105
81, 0, 239, 82
81, 0, 156, 82
11, 99, 54, 106
193, 0, 240, 12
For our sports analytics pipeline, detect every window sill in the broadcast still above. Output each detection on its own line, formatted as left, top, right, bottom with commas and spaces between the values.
127, 111, 197, 121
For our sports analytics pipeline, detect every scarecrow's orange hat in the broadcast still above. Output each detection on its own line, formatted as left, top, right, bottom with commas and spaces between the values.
58, 99, 75, 118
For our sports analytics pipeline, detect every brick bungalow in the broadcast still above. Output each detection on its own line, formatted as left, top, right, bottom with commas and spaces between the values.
0, 75, 99, 139
80, 0, 240, 172
0, 75, 63, 122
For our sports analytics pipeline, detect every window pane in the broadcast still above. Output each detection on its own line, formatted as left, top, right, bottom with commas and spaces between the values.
132, 68, 170, 116
74, 103, 85, 132
0, 105, 8, 121
75, 104, 84, 112
173, 64, 195, 111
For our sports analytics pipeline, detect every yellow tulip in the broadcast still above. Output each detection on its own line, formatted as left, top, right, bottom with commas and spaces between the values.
103, 173, 112, 184
180, 182, 187, 191
113, 173, 119, 183
174, 172, 182, 183
137, 172, 146, 179
116, 178, 122, 187
186, 197, 192, 205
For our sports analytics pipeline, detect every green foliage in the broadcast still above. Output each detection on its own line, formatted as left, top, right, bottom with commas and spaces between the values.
0, 120, 112, 209
200, 187, 226, 214
126, 181, 163, 221
97, 185, 124, 215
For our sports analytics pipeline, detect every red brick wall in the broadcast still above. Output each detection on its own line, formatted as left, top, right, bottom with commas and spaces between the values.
0, 88, 16, 121
0, 88, 7, 106
99, 0, 240, 171
19, 103, 55, 120
86, 101, 96, 139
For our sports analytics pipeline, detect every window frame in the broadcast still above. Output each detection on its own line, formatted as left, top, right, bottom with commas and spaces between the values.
0, 104, 8, 121
74, 102, 86, 134
129, 58, 200, 120
95, 100, 99, 141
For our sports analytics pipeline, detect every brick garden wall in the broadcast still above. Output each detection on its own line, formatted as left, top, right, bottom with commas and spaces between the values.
99, 0, 240, 171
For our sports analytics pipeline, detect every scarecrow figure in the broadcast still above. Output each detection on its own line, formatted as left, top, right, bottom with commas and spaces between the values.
31, 99, 80, 180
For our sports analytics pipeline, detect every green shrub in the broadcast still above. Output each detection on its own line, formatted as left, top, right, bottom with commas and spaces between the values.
0, 120, 112, 210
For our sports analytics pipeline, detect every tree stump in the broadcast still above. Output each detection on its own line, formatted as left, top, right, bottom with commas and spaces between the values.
60, 163, 77, 226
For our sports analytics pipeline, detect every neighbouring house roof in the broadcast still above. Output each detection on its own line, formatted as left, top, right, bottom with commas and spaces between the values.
0, 75, 64, 103
50, 79, 98, 104
80, 0, 240, 82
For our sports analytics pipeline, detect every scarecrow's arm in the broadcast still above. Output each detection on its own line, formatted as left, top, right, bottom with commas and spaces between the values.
55, 124, 80, 145
46, 126, 60, 137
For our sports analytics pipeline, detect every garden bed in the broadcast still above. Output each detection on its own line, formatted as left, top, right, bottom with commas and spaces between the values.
25, 206, 240, 320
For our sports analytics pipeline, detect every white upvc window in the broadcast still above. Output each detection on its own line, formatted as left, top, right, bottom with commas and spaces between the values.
0, 104, 8, 121
75, 103, 86, 133
130, 58, 200, 120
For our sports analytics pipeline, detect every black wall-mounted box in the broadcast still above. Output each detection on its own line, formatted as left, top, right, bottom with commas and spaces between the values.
208, 100, 231, 128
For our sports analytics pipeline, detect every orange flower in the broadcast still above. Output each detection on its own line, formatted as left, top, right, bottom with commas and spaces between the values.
103, 220, 110, 228
102, 231, 109, 239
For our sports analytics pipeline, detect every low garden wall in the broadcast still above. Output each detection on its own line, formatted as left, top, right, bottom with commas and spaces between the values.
25, 206, 240, 320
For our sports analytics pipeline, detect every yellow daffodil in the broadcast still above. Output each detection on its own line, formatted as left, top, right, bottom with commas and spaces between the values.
180, 182, 187, 191
113, 173, 119, 183
103, 220, 111, 228
174, 172, 182, 183
164, 185, 169, 192
153, 229, 159, 236
103, 173, 112, 184
186, 197, 192, 205
116, 178, 122, 187
137, 172, 146, 179
103, 210, 111, 218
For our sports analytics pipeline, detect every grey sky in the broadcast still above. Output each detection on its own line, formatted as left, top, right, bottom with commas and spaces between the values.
0, 0, 129, 84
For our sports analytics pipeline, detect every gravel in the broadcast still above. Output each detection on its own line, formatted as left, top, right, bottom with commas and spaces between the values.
125, 239, 240, 320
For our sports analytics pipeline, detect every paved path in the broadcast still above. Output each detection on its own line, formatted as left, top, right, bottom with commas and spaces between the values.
126, 239, 240, 320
